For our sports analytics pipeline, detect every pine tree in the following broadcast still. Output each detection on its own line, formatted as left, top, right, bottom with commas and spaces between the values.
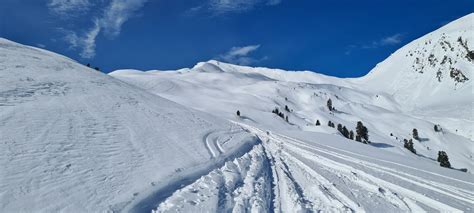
94, 67, 100, 71
355, 135, 361, 142
413, 128, 419, 140
315, 120, 321, 126
86, 63, 91, 67
285, 115, 289, 122
349, 130, 354, 140
342, 126, 349, 138
272, 108, 279, 114
327, 98, 333, 111
404, 139, 416, 154
356, 121, 369, 142
337, 124, 343, 132
437, 151, 451, 168
285, 105, 290, 112
236, 110, 240, 117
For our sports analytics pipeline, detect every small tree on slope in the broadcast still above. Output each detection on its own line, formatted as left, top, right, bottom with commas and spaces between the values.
327, 98, 333, 111
437, 151, 451, 168
404, 139, 416, 154
413, 128, 419, 140
356, 121, 369, 143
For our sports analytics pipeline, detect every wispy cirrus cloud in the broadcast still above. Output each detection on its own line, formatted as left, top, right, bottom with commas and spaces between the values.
345, 33, 404, 55
217, 45, 267, 65
49, 0, 148, 59
380, 33, 403, 45
188, 0, 282, 15
100, 0, 148, 37
48, 0, 92, 18
362, 33, 404, 49
64, 20, 101, 58
210, 0, 279, 13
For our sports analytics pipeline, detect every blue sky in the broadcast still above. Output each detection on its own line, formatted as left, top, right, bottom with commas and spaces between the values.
1, 0, 473, 77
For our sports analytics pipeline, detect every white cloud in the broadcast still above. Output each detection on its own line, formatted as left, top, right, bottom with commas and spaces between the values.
347, 33, 404, 54
53, 0, 148, 58
48, 0, 91, 17
36, 44, 47, 48
65, 20, 101, 59
208, 0, 281, 13
100, 0, 148, 37
218, 45, 267, 65
380, 33, 403, 45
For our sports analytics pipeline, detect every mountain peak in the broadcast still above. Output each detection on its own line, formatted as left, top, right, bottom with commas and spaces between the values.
359, 13, 473, 110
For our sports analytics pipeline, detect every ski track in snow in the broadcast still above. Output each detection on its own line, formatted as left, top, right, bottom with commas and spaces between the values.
143, 122, 473, 212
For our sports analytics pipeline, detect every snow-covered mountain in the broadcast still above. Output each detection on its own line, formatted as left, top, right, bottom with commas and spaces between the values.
0, 38, 256, 212
1, 14, 473, 213
359, 13, 473, 109
111, 14, 473, 172
357, 13, 473, 141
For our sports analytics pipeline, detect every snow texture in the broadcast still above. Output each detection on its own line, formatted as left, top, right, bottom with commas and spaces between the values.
1, 13, 473, 213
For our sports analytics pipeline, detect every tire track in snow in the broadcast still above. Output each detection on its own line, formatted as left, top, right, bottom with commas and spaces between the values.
279, 134, 474, 205
154, 144, 274, 213
124, 127, 259, 213
262, 138, 362, 212
234, 122, 470, 212
203, 127, 247, 158
203, 131, 217, 158
276, 132, 474, 187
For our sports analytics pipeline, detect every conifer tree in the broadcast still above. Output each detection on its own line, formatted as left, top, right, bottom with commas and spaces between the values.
342, 126, 349, 138
327, 98, 333, 111
349, 130, 354, 140
356, 121, 369, 142
404, 139, 416, 154
236, 110, 240, 117
315, 120, 321, 126
413, 128, 419, 140
437, 151, 451, 168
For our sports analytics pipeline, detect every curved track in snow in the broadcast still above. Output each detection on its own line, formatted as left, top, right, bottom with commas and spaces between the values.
143, 122, 474, 212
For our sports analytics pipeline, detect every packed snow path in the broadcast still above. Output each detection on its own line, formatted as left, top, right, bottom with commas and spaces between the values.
146, 122, 474, 213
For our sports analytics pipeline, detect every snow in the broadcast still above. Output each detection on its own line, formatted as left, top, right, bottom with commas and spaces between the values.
0, 38, 256, 212
149, 122, 474, 212
1, 13, 474, 213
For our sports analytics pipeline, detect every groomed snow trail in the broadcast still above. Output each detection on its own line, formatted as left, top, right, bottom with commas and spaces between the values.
148, 122, 473, 212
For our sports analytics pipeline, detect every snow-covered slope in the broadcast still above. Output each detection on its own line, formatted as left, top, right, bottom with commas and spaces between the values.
359, 13, 473, 108
357, 13, 473, 139
1, 13, 473, 213
108, 14, 474, 212
0, 38, 256, 212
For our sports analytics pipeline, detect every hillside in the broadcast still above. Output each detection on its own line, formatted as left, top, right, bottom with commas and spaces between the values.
358, 13, 474, 140
109, 14, 474, 212
111, 14, 473, 174
0, 38, 255, 212
0, 14, 473, 213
